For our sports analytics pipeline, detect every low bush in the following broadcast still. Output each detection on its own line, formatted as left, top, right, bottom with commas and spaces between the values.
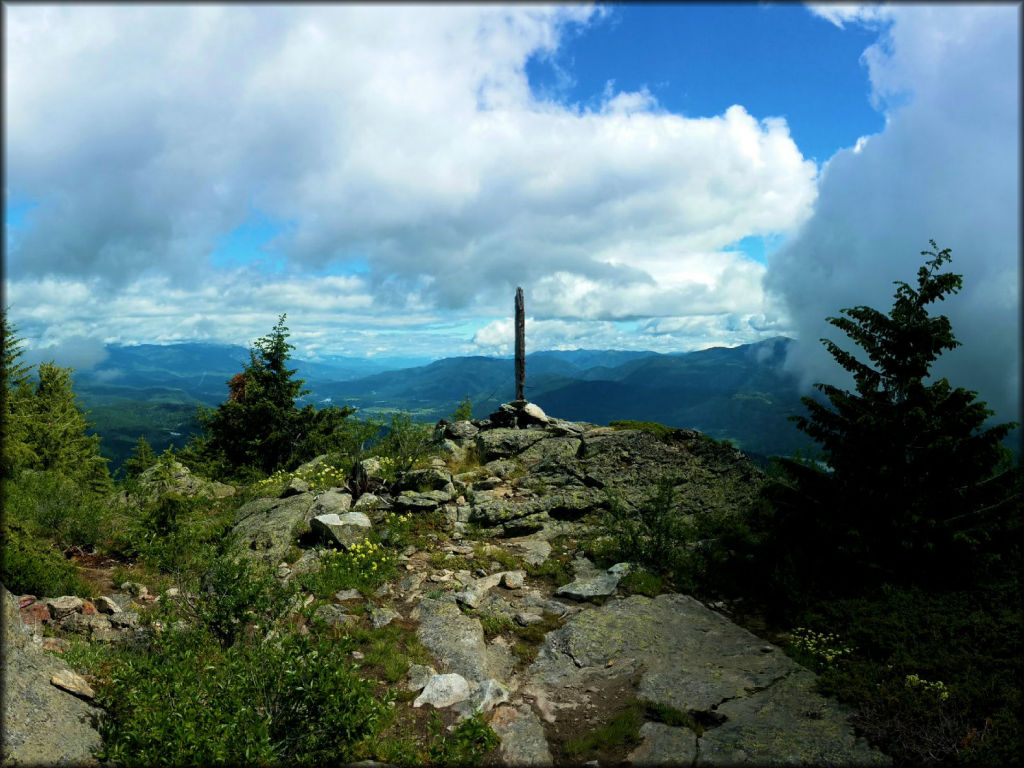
0, 523, 92, 597
297, 539, 395, 598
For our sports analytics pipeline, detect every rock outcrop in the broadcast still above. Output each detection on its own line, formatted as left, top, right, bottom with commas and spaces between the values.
2, 584, 104, 766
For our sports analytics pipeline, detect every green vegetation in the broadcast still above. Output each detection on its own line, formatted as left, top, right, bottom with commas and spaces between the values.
451, 393, 473, 421
297, 539, 396, 599
561, 698, 701, 760
617, 243, 1021, 766
180, 315, 357, 481
608, 419, 675, 441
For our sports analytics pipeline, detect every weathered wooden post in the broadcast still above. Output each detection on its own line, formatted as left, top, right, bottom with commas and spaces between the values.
515, 286, 525, 402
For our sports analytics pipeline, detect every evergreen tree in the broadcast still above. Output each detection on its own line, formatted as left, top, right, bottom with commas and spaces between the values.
774, 241, 1018, 586
2, 312, 36, 477
122, 435, 158, 479
1, 313, 111, 490
192, 315, 354, 477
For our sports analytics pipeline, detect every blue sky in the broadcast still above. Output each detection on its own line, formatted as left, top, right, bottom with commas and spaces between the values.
3, 4, 1020, 422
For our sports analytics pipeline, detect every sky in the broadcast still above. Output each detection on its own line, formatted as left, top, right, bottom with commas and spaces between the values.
3, 3, 1020, 423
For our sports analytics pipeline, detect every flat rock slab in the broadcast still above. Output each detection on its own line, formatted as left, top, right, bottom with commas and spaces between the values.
627, 722, 699, 766
3, 587, 103, 766
413, 598, 499, 683
489, 704, 554, 766
697, 669, 891, 766
527, 593, 891, 766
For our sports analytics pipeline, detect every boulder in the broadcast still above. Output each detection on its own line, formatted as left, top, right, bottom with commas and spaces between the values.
555, 561, 631, 602
394, 467, 453, 494
489, 704, 554, 766
232, 492, 317, 566
476, 429, 547, 462
526, 594, 891, 766
626, 722, 698, 766
310, 511, 372, 549
135, 459, 235, 501
445, 420, 480, 441
413, 673, 471, 709
2, 584, 104, 766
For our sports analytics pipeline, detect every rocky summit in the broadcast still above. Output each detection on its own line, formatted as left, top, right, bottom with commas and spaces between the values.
2, 401, 892, 766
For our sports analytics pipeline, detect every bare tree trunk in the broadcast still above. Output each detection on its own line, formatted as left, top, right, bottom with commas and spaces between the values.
515, 287, 525, 402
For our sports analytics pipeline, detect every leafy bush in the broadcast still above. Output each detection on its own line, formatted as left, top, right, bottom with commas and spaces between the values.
93, 620, 389, 766
427, 711, 499, 767
0, 523, 92, 597
373, 411, 435, 476
595, 479, 692, 575
3, 469, 108, 551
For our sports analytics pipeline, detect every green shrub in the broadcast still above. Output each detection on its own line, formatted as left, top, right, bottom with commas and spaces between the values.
427, 711, 499, 767
297, 539, 395, 598
3, 469, 108, 551
93, 622, 389, 766
597, 479, 691, 574
0, 524, 92, 597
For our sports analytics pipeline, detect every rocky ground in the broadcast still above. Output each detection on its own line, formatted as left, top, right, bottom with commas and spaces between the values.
2, 401, 891, 766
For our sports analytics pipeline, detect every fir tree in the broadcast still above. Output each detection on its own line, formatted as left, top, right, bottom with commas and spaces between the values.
776, 241, 1018, 586
122, 435, 158, 479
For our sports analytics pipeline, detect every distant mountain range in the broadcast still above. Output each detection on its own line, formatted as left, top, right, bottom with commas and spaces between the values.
69, 337, 812, 473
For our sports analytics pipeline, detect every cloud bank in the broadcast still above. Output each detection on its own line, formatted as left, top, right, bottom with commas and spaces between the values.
5, 4, 816, 362
766, 4, 1020, 423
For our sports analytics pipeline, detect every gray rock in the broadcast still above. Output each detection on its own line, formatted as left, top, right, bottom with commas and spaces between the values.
353, 492, 389, 511
405, 663, 437, 692
335, 588, 363, 601
516, 611, 544, 626
94, 595, 121, 615
518, 436, 582, 465
626, 722, 698, 766
508, 537, 552, 566
525, 594, 890, 766
489, 704, 553, 766
232, 492, 317, 566
501, 571, 525, 589
476, 429, 547, 462
393, 490, 451, 512
310, 511, 372, 549
413, 598, 502, 683
46, 596, 84, 620
455, 677, 510, 719
394, 467, 453, 493
133, 459, 235, 502
310, 489, 353, 516
699, 669, 891, 765
370, 607, 401, 629
555, 562, 631, 601
445, 421, 480, 441
282, 476, 310, 497
314, 604, 356, 628
2, 584, 104, 766
413, 673, 471, 708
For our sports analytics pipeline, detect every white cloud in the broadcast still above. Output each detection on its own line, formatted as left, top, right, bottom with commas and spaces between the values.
806, 4, 893, 30
768, 5, 1020, 423
5, 4, 817, 358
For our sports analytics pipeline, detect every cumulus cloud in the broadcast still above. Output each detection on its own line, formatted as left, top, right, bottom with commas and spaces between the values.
5, 4, 816, 357
766, 5, 1019, 423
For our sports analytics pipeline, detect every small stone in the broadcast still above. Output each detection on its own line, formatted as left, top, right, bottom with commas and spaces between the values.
335, 589, 362, 601
46, 596, 84, 620
370, 607, 401, 629
93, 596, 121, 615
352, 650, 365, 660
502, 571, 525, 589
17, 595, 36, 609
50, 669, 95, 700
515, 612, 544, 626
405, 663, 437, 692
